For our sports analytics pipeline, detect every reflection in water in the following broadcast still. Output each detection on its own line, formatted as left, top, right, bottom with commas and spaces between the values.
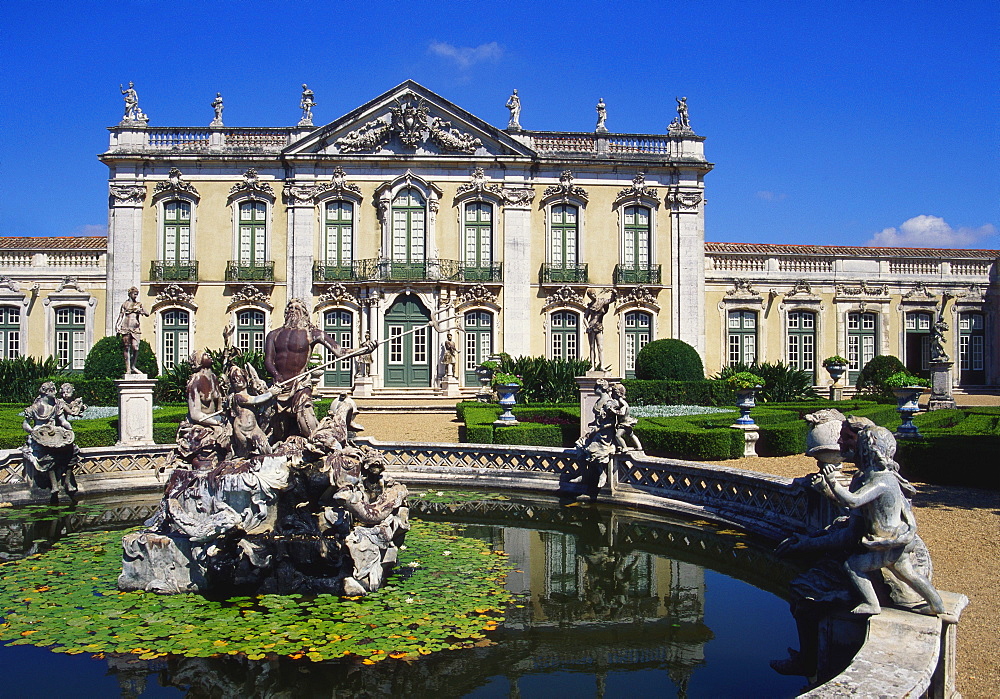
0, 494, 800, 698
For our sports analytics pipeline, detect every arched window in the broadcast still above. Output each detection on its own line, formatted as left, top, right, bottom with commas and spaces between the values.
463, 202, 493, 277
54, 306, 87, 372
238, 201, 267, 265
550, 205, 578, 269
786, 310, 816, 377
392, 188, 426, 268
236, 309, 266, 354
324, 201, 353, 271
728, 310, 757, 365
0, 307, 19, 359
848, 311, 878, 382
323, 309, 354, 387
623, 206, 651, 270
624, 310, 652, 378
550, 311, 579, 360
463, 311, 493, 386
160, 309, 190, 371
959, 312, 985, 385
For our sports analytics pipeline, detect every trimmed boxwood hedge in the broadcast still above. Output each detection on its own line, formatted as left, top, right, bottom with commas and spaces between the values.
622, 379, 735, 407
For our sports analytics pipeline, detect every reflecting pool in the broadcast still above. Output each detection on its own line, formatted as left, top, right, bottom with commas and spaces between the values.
0, 491, 805, 697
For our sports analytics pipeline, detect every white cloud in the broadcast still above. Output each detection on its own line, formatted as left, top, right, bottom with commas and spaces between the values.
867, 215, 997, 249
71, 224, 107, 237
755, 190, 787, 202
428, 41, 503, 69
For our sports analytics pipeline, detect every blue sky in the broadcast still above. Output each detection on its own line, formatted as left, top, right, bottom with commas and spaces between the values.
0, 0, 995, 249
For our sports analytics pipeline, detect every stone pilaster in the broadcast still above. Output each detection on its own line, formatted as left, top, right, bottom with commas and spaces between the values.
284, 184, 317, 306
668, 177, 706, 357
106, 181, 146, 335
502, 205, 532, 357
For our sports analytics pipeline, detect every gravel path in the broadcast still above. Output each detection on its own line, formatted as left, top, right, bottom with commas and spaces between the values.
359, 412, 999, 698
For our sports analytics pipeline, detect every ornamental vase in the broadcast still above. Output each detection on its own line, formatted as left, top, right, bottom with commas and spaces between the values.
474, 366, 495, 402
734, 387, 758, 426
892, 387, 924, 439
825, 364, 847, 384
494, 383, 521, 425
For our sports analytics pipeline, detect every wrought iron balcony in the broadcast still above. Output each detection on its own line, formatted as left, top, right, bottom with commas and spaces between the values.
459, 263, 502, 282
226, 260, 274, 282
614, 263, 662, 285
312, 261, 356, 282
150, 260, 198, 282
542, 263, 589, 284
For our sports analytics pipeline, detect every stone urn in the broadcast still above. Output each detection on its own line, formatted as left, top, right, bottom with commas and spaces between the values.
892, 386, 925, 439
824, 363, 848, 384
493, 383, 521, 425
734, 387, 759, 426
474, 366, 495, 403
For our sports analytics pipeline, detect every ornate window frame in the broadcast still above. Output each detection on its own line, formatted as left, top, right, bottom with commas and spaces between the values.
228, 169, 275, 265
0, 277, 29, 358
151, 168, 200, 262
43, 279, 97, 372
375, 171, 442, 263
539, 170, 589, 268
453, 168, 505, 268
613, 173, 660, 270
313, 167, 363, 265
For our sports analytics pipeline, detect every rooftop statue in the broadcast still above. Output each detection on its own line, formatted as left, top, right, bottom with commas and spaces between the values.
21, 381, 80, 500
119, 81, 147, 124
595, 98, 608, 133
506, 89, 521, 130
210, 92, 224, 127
298, 83, 316, 126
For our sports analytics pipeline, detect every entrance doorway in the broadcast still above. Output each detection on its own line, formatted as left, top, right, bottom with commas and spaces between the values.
384, 296, 431, 387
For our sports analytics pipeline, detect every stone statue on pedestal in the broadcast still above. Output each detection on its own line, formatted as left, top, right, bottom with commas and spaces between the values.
595, 98, 608, 133
584, 290, 617, 370
930, 312, 950, 363
120, 81, 146, 123
298, 84, 316, 126
210, 92, 224, 127
116, 286, 149, 376
442, 332, 458, 378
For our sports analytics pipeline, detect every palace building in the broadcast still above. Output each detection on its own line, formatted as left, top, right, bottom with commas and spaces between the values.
1, 81, 996, 392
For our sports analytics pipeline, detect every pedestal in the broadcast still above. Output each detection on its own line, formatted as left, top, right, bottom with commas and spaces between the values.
441, 374, 461, 398
352, 375, 374, 398
115, 376, 157, 447
730, 423, 759, 457
828, 386, 844, 401
575, 371, 618, 441
928, 361, 957, 411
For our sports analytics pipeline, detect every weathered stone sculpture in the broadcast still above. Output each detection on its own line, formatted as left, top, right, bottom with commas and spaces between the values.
121, 307, 404, 597
584, 289, 617, 369
441, 332, 458, 378
506, 89, 521, 130
21, 381, 80, 498
210, 92, 224, 127
572, 380, 641, 496
116, 286, 149, 376
595, 98, 608, 133
119, 81, 147, 124
772, 413, 949, 676
298, 84, 316, 126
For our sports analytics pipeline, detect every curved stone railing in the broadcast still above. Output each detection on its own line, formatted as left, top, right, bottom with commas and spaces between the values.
0, 439, 964, 697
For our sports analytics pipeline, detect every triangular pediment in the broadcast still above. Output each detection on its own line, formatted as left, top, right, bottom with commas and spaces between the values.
285, 80, 535, 158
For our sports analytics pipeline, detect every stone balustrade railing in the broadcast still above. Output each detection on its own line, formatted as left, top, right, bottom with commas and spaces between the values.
114, 127, 293, 153
0, 251, 106, 270
708, 252, 994, 280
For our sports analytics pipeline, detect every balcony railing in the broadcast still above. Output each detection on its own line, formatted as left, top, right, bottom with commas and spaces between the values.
150, 260, 198, 282
542, 263, 589, 284
614, 264, 661, 285
226, 260, 274, 282
313, 262, 356, 282
459, 263, 503, 282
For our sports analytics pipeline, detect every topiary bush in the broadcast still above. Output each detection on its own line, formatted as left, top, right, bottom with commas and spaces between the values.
855, 355, 906, 402
84, 336, 158, 380
635, 339, 704, 381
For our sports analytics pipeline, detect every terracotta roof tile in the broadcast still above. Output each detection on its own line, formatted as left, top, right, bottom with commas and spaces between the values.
705, 242, 999, 259
0, 236, 107, 251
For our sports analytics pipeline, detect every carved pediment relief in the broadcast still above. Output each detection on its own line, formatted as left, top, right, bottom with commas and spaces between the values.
154, 284, 197, 309
615, 286, 660, 312
153, 168, 200, 201
782, 279, 821, 302
543, 285, 586, 310
954, 283, 985, 303
614, 173, 659, 207
835, 280, 889, 300
724, 278, 761, 300
542, 170, 589, 204
287, 81, 535, 159
229, 169, 274, 200
902, 281, 937, 300
315, 283, 358, 308
226, 285, 272, 312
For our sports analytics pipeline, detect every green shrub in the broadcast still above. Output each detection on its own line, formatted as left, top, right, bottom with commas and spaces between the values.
713, 362, 820, 402
623, 379, 735, 407
635, 339, 704, 381
493, 423, 568, 447
494, 355, 591, 404
84, 336, 158, 380
56, 376, 118, 406
855, 355, 906, 401
0, 356, 67, 403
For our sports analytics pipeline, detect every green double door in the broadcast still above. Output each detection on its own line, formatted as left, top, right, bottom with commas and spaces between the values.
384, 296, 431, 387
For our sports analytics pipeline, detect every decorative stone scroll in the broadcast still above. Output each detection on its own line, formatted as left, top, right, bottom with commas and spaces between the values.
229, 168, 274, 199
109, 183, 146, 205
282, 183, 318, 204
836, 281, 889, 298
542, 170, 589, 202
314, 166, 362, 199
336, 117, 393, 153
153, 168, 200, 200
316, 283, 358, 307
335, 94, 482, 154
666, 188, 702, 210
455, 167, 504, 200
725, 278, 761, 300
56, 277, 84, 293
954, 283, 985, 303
227, 285, 272, 312
154, 284, 197, 309
0, 277, 20, 293
615, 286, 659, 313
903, 281, 937, 300
501, 186, 536, 206
615, 173, 659, 206
457, 283, 498, 306
544, 285, 585, 309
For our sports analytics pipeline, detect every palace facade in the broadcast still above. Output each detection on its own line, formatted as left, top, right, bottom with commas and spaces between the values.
0, 81, 996, 392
